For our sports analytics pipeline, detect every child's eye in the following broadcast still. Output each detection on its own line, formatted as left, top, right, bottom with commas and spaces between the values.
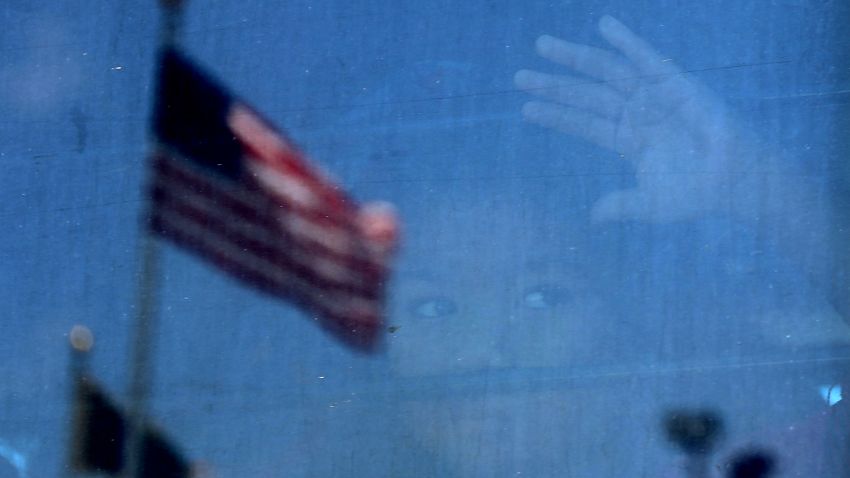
522, 284, 571, 310
409, 297, 458, 318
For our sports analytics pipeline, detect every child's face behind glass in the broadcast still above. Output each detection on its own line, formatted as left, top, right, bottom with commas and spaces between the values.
378, 179, 840, 476
386, 181, 627, 376
382, 182, 665, 475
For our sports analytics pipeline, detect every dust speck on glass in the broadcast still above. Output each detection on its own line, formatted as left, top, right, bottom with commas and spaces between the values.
2, 1, 849, 476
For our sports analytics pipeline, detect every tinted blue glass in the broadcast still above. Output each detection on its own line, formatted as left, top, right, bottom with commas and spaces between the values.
2, 1, 849, 476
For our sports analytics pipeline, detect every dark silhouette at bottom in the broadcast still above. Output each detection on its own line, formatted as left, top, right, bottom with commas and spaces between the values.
725, 450, 775, 478
663, 409, 724, 478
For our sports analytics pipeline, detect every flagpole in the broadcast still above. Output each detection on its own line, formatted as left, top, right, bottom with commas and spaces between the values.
123, 234, 161, 478
66, 325, 94, 478
123, 2, 186, 477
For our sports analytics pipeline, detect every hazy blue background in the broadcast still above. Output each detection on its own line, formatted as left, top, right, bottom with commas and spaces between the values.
2, 1, 849, 476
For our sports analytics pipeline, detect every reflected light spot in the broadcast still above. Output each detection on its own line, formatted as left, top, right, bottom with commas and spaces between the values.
0, 439, 27, 478
819, 384, 842, 406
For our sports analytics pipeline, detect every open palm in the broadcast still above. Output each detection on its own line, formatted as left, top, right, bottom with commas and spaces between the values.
515, 15, 764, 223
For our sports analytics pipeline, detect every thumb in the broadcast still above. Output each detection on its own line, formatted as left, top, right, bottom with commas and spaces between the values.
591, 189, 657, 223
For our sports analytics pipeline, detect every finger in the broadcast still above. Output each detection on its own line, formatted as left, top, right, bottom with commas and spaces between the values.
597, 15, 678, 78
591, 189, 656, 223
535, 35, 639, 92
522, 101, 620, 152
597, 16, 710, 123
514, 69, 625, 119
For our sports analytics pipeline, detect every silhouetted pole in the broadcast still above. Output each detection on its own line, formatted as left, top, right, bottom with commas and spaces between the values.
159, 0, 186, 46
122, 2, 186, 477
66, 325, 95, 478
664, 410, 724, 478
123, 235, 161, 478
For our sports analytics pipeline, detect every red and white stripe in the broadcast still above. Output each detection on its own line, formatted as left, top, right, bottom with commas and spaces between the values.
148, 106, 398, 349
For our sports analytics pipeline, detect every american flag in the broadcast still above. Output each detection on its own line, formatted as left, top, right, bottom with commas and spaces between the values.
148, 47, 398, 351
